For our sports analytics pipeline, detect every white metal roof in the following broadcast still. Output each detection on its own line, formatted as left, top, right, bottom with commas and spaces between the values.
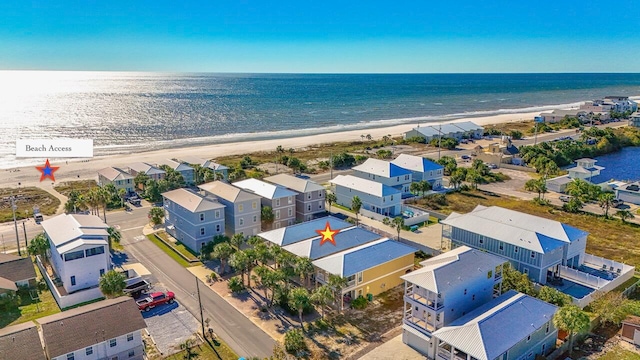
330, 175, 401, 197
162, 188, 225, 213
198, 181, 261, 203
352, 158, 411, 178
391, 153, 443, 173
401, 246, 506, 293
233, 178, 298, 200
97, 167, 133, 181
264, 173, 325, 193
128, 162, 165, 176
41, 214, 109, 251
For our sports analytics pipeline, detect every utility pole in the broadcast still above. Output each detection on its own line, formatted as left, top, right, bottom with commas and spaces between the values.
195, 276, 205, 338
11, 196, 21, 256
533, 122, 539, 146
329, 151, 333, 180
437, 124, 442, 160
23, 222, 28, 250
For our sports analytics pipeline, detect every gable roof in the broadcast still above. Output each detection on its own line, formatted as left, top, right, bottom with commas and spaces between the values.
441, 206, 587, 253
233, 178, 298, 200
97, 167, 133, 181
312, 238, 416, 277
330, 175, 401, 197
38, 297, 146, 358
352, 158, 411, 178
178, 156, 229, 171
258, 216, 354, 246
452, 121, 484, 132
0, 321, 47, 360
164, 159, 194, 172
198, 181, 261, 203
128, 162, 165, 176
264, 173, 325, 193
162, 188, 225, 213
401, 246, 506, 293
391, 153, 443, 173
0, 254, 37, 283
283, 227, 384, 260
432, 290, 557, 360
41, 214, 109, 251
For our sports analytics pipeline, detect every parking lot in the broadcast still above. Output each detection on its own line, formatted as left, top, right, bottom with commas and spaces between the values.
142, 295, 200, 355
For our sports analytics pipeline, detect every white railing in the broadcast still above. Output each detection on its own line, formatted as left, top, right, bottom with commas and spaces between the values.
583, 253, 635, 274
559, 265, 609, 289
402, 205, 430, 226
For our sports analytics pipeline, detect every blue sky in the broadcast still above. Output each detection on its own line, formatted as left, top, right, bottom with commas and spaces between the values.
1, 1, 639, 73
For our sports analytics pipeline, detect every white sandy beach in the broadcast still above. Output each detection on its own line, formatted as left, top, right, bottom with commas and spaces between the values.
0, 111, 541, 189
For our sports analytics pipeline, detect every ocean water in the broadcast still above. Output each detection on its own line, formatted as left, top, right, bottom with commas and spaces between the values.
1, 71, 640, 169
594, 146, 640, 182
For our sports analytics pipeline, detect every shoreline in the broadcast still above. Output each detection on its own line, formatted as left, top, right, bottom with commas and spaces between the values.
0, 111, 541, 189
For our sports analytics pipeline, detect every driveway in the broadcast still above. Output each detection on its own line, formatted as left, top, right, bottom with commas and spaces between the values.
359, 334, 425, 360
142, 299, 200, 356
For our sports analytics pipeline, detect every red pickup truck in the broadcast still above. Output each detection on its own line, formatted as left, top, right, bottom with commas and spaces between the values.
136, 291, 175, 311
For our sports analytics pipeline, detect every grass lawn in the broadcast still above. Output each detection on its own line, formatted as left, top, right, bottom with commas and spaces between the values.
597, 345, 640, 360
146, 234, 200, 268
53, 180, 98, 197
0, 187, 60, 222
156, 231, 200, 262
413, 190, 640, 267
162, 339, 238, 360
0, 262, 60, 328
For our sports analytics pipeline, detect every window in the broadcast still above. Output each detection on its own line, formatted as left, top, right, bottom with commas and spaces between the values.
110, 338, 117, 347
531, 251, 536, 259
464, 289, 467, 295
396, 176, 400, 182
472, 294, 475, 301
357, 272, 363, 283
127, 333, 134, 341
200, 228, 205, 236
215, 210, 221, 218
216, 224, 221, 232
200, 213, 205, 221
85, 246, 105, 257
275, 210, 280, 219
307, 193, 312, 199
64, 250, 85, 261
318, 191, 323, 197
523, 268, 529, 275
542, 344, 546, 353
405, 175, 410, 180
86, 347, 93, 355
514, 246, 519, 253
238, 204, 244, 212
70, 276, 76, 286
252, 201, 257, 209
239, 218, 244, 226
308, 204, 312, 211
129, 350, 135, 358
288, 196, 292, 204
479, 238, 484, 244
318, 201, 323, 209
275, 199, 280, 207
67, 353, 75, 360
253, 215, 257, 223
100, 269, 105, 276
288, 208, 292, 217
390, 195, 394, 201
499, 243, 504, 251
545, 322, 550, 334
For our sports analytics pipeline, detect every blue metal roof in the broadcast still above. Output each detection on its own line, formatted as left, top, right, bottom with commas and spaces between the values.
560, 223, 589, 242
421, 158, 444, 171
308, 227, 383, 260
587, 174, 612, 185
342, 240, 416, 276
535, 233, 566, 252
280, 216, 353, 246
388, 163, 412, 177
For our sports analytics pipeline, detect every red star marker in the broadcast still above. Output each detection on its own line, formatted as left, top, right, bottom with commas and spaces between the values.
316, 221, 340, 246
36, 159, 59, 182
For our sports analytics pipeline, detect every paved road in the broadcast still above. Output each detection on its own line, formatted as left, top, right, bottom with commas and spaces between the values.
114, 207, 275, 358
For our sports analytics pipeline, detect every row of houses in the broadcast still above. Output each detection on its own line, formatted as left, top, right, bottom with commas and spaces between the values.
539, 96, 638, 123
401, 205, 634, 359
330, 154, 444, 218
403, 121, 484, 142
97, 156, 229, 192
0, 296, 146, 360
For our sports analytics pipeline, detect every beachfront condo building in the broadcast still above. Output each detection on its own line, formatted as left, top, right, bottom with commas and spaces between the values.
391, 153, 444, 190
403, 121, 484, 142
162, 188, 226, 253
127, 162, 166, 182
178, 156, 229, 181
330, 174, 402, 217
426, 290, 558, 360
352, 158, 412, 196
264, 173, 326, 222
233, 178, 298, 230
400, 246, 506, 354
198, 181, 261, 237
97, 167, 135, 193
164, 159, 196, 186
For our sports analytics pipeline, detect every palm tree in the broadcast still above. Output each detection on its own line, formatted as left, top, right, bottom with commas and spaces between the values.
328, 274, 349, 312
254, 265, 281, 306
382, 135, 390, 145
230, 233, 245, 251
419, 180, 432, 197
409, 182, 421, 197
615, 209, 634, 224
288, 287, 310, 330
553, 305, 590, 356
212, 242, 233, 274
465, 169, 482, 190
133, 172, 150, 191
107, 226, 121, 250
98, 187, 110, 222
229, 250, 251, 287
391, 216, 405, 241
449, 168, 465, 190
27, 233, 49, 263
598, 192, 616, 218
261, 206, 275, 230
365, 134, 372, 142
525, 178, 547, 200
99, 270, 126, 298
326, 192, 337, 212
118, 188, 127, 208
311, 285, 333, 319
253, 242, 273, 266
566, 179, 591, 202
351, 196, 362, 225
295, 257, 315, 287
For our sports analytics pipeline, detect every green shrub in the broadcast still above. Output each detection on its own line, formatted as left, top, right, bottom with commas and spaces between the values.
351, 296, 368, 310
227, 277, 245, 294
284, 329, 307, 354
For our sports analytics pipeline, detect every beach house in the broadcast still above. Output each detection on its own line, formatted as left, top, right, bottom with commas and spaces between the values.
428, 290, 558, 360
401, 246, 507, 354
0, 253, 37, 294
198, 181, 261, 236
97, 167, 134, 193
233, 178, 298, 230
546, 158, 609, 193
616, 181, 640, 205
604, 96, 638, 113
391, 154, 444, 189
330, 174, 402, 217
178, 156, 229, 181
38, 297, 147, 360
127, 162, 166, 182
264, 173, 326, 221
0, 322, 47, 360
441, 205, 634, 307
629, 112, 640, 128
539, 109, 591, 123
164, 159, 196, 186
40, 213, 110, 307
352, 158, 412, 196
162, 188, 226, 252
